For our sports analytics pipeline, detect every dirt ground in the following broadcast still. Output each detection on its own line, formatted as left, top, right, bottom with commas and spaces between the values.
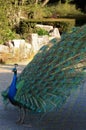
1, 63, 86, 130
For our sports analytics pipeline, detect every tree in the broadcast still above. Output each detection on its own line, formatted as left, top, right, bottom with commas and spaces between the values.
34, 0, 50, 6
42, 0, 50, 7
35, 0, 39, 4
0, 0, 18, 43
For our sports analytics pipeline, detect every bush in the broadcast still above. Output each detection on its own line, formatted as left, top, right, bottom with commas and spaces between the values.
16, 20, 36, 39
45, 2, 83, 18
15, 18, 75, 40
55, 20, 75, 33
26, 4, 46, 19
35, 28, 49, 36
0, 29, 16, 44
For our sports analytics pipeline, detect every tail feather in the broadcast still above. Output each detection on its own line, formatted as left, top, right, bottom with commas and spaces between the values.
14, 24, 86, 112
1, 87, 9, 105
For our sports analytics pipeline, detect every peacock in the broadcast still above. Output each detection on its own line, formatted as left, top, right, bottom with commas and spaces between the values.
1, 24, 86, 124
1, 63, 26, 124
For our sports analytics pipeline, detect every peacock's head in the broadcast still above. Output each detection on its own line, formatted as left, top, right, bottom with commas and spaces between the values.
12, 63, 18, 74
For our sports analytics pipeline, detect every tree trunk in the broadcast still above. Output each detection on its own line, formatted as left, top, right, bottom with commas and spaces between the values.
18, 0, 25, 5
42, 0, 50, 7
35, 0, 38, 4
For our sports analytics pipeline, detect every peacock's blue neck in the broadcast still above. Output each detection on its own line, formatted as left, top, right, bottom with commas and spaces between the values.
8, 73, 17, 102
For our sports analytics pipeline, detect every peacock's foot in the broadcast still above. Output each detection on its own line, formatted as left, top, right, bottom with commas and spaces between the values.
16, 118, 24, 124
23, 124, 32, 127
16, 119, 32, 127
19, 119, 25, 124
16, 120, 21, 124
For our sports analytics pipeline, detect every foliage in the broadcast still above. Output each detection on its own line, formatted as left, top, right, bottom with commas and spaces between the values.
23, 18, 75, 34
0, 0, 85, 44
24, 4, 46, 19
65, 0, 73, 4
17, 20, 36, 39
17, 20, 49, 38
46, 2, 83, 18
0, 1, 20, 44
35, 27, 49, 35
1, 29, 16, 43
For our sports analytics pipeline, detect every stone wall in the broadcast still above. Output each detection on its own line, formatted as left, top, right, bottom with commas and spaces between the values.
0, 26, 61, 62
31, 29, 61, 53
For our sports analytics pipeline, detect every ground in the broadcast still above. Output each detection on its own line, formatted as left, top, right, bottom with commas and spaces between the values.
0, 63, 86, 130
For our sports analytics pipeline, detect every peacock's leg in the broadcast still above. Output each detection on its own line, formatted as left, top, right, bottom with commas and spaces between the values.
16, 107, 22, 123
20, 108, 32, 127
19, 108, 26, 124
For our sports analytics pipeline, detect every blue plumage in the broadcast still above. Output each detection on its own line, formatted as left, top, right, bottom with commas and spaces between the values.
8, 69, 17, 103
1, 64, 26, 124
1, 64, 18, 104
6, 64, 26, 124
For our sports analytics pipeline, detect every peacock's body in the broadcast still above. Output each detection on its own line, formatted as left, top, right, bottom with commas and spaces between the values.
1, 64, 27, 124
1, 64, 18, 105
8, 67, 17, 104
1, 24, 86, 121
